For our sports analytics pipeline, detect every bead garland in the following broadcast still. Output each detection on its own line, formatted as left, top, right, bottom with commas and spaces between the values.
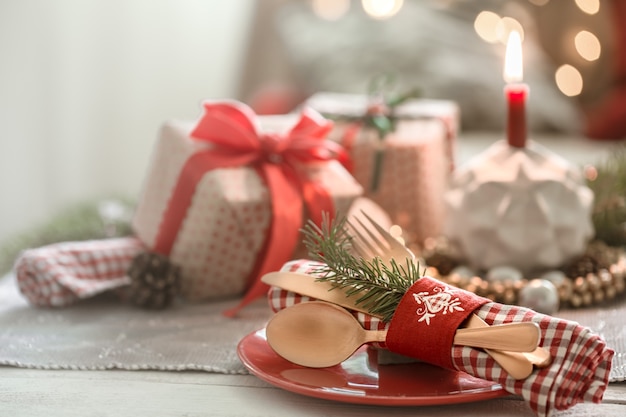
424, 261, 626, 309
415, 238, 626, 309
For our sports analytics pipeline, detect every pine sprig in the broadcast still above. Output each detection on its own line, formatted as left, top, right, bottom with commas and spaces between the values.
587, 145, 626, 247
301, 214, 421, 322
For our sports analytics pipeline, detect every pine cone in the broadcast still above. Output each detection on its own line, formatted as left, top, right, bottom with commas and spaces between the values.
561, 254, 598, 279
422, 237, 460, 275
424, 252, 458, 276
127, 252, 181, 309
585, 240, 620, 269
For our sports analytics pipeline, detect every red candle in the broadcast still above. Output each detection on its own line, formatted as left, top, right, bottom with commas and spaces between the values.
503, 31, 528, 148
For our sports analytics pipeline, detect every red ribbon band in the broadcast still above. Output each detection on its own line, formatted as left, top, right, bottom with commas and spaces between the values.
386, 277, 490, 369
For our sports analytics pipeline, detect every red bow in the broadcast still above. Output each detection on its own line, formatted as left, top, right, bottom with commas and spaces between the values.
152, 100, 345, 315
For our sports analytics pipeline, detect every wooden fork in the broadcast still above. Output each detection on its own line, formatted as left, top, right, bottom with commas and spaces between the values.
347, 210, 552, 372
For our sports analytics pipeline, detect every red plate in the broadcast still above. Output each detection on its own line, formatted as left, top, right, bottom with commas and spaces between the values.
237, 328, 509, 406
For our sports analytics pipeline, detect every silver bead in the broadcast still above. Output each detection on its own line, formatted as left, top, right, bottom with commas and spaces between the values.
450, 265, 475, 279
486, 266, 523, 283
518, 279, 560, 315
540, 270, 567, 287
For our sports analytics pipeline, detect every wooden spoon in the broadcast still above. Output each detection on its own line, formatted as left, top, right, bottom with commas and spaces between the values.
466, 314, 552, 368
263, 271, 550, 372
266, 301, 535, 379
263, 271, 542, 352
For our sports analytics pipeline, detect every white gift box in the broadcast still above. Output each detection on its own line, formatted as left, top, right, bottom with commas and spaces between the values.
307, 92, 459, 245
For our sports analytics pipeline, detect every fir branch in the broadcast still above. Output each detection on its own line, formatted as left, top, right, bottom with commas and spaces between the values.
0, 197, 134, 275
587, 145, 626, 247
301, 214, 421, 322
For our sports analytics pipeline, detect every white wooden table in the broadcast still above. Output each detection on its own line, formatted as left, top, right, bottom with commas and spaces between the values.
1, 367, 624, 416
1, 133, 624, 416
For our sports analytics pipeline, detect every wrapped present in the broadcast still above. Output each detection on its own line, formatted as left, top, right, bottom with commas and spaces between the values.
267, 259, 614, 417
306, 92, 459, 246
132, 100, 362, 311
15, 237, 144, 307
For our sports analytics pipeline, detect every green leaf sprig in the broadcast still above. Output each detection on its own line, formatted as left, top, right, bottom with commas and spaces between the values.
365, 73, 422, 140
301, 214, 422, 322
320, 74, 421, 192
363, 74, 421, 192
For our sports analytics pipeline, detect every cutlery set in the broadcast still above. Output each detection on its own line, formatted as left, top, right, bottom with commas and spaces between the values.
262, 211, 552, 379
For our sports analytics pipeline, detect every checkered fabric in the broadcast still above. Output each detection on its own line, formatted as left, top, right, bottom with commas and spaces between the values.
14, 238, 145, 307
268, 259, 614, 417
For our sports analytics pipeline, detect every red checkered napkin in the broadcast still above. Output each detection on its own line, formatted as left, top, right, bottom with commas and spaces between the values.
14, 237, 144, 307
268, 259, 614, 417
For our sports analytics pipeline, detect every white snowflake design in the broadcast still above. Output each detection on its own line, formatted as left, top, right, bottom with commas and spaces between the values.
412, 285, 465, 325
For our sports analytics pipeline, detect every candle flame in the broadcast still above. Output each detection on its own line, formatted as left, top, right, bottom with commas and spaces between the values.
504, 31, 523, 83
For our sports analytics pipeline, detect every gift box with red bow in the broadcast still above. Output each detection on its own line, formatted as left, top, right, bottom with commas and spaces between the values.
306, 92, 459, 246
131, 101, 362, 310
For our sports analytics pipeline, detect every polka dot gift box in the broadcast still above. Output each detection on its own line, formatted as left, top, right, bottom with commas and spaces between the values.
306, 92, 459, 247
132, 101, 362, 310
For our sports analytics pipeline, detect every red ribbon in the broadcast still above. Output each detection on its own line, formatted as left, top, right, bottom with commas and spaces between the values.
152, 100, 346, 316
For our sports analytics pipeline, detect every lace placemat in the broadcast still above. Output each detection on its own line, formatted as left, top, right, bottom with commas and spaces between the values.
0, 273, 623, 381
0, 274, 270, 374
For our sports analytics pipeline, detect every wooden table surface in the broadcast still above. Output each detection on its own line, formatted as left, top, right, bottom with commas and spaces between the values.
1, 367, 624, 416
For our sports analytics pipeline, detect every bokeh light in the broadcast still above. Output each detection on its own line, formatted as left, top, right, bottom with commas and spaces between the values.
528, 0, 550, 5
574, 30, 601, 61
474, 11, 524, 45
574, 0, 600, 15
555, 64, 584, 96
362, 0, 404, 20
389, 225, 403, 238
389, 224, 406, 245
496, 17, 525, 44
584, 165, 598, 182
474, 11, 501, 43
311, 0, 350, 21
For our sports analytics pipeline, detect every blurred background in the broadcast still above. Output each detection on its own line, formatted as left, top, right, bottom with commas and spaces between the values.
0, 0, 624, 245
